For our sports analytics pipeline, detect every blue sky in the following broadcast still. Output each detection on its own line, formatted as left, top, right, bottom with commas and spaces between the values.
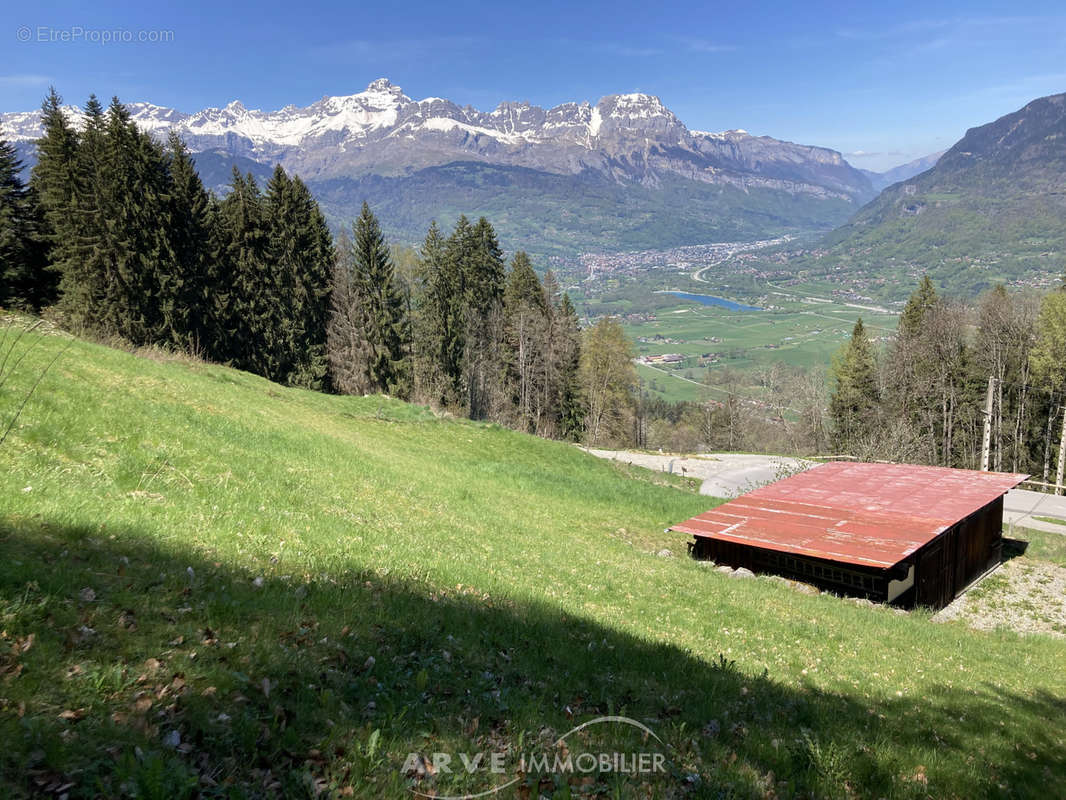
3, 0, 1065, 170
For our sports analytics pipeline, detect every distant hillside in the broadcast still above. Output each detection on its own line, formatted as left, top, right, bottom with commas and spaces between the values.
311, 162, 857, 255
817, 93, 1066, 296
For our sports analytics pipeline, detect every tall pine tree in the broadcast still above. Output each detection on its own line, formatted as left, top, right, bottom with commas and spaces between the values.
503, 251, 546, 430
163, 133, 211, 350
213, 168, 269, 370
463, 216, 506, 419
556, 292, 585, 440
327, 203, 409, 396
0, 135, 50, 310
829, 318, 881, 452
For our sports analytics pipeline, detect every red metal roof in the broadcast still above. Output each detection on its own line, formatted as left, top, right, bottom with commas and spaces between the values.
672, 462, 1028, 568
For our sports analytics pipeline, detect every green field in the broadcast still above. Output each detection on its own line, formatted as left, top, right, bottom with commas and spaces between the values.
1, 322, 1065, 798
622, 292, 900, 403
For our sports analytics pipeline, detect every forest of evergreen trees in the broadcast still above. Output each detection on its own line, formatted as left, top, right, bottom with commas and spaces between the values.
3, 90, 1066, 472
0, 90, 601, 443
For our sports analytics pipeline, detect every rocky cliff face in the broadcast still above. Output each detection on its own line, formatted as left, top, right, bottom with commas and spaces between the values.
1, 79, 875, 202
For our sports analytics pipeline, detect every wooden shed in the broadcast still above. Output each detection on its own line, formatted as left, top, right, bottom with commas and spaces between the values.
672, 462, 1027, 609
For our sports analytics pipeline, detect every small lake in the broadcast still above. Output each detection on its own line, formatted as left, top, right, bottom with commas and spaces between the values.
668, 292, 763, 312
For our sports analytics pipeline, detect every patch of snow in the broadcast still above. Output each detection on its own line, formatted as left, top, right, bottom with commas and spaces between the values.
588, 106, 602, 137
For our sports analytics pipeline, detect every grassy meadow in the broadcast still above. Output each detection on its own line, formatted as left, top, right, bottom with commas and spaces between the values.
622, 297, 899, 404
1, 321, 1065, 798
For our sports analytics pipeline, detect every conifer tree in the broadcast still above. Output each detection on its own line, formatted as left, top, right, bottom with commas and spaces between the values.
98, 96, 176, 343
462, 216, 505, 419
327, 231, 371, 394
503, 251, 546, 430
0, 135, 49, 310
899, 275, 938, 340
214, 168, 268, 369
29, 88, 79, 293
329, 202, 409, 396
57, 94, 109, 331
886, 275, 939, 421
415, 221, 464, 404
164, 133, 211, 350
556, 291, 585, 441
262, 167, 333, 387
291, 176, 336, 389
829, 318, 881, 452
439, 217, 474, 399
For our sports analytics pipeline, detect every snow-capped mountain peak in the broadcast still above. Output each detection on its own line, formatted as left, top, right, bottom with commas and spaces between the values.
1, 80, 874, 201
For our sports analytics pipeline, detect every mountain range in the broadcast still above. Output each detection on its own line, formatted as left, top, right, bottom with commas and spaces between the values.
3, 79, 887, 255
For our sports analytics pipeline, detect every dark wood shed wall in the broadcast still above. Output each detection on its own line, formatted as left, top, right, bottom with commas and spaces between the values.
914, 497, 1003, 609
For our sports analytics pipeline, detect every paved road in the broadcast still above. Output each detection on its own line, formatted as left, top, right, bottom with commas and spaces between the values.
587, 449, 1066, 534
1003, 488, 1066, 535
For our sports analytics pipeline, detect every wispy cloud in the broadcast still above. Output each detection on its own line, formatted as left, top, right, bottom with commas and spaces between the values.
674, 37, 737, 54
552, 37, 736, 59
836, 14, 1064, 56
552, 38, 663, 58
0, 74, 52, 88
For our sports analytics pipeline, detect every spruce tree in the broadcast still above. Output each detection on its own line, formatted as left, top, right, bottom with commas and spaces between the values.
264, 165, 334, 387
462, 216, 505, 419
557, 292, 586, 440
503, 251, 546, 430
899, 275, 938, 340
468, 216, 505, 309
0, 135, 50, 310
346, 201, 409, 396
105, 96, 176, 343
214, 168, 268, 370
416, 221, 464, 403
31, 89, 85, 318
56, 94, 108, 331
327, 231, 373, 394
164, 133, 211, 350
829, 318, 881, 452
290, 176, 335, 389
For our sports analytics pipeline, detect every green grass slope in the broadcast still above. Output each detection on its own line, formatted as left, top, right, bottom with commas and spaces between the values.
1, 325, 1065, 798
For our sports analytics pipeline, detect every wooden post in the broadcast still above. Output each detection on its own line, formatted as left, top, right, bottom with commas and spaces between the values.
980, 376, 995, 472
1056, 405, 1066, 497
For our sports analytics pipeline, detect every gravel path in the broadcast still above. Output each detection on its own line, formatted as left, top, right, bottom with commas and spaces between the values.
935, 559, 1066, 638
585, 450, 815, 497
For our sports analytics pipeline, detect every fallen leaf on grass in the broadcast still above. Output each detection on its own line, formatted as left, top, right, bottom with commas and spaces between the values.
58, 708, 87, 722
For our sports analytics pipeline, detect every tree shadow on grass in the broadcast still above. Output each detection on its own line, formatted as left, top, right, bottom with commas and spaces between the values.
0, 517, 1064, 799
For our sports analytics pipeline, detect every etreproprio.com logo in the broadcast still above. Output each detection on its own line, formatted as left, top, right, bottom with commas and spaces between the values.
403, 716, 668, 799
